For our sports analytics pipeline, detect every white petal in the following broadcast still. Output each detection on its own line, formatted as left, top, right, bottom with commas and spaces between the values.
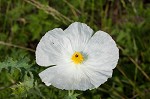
82, 31, 119, 87
39, 64, 95, 90
64, 22, 93, 52
84, 30, 119, 70
82, 65, 113, 88
36, 28, 73, 66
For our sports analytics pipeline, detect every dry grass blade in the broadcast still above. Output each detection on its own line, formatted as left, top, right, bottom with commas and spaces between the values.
0, 41, 35, 52
117, 65, 135, 86
117, 65, 141, 96
63, 0, 81, 18
129, 57, 150, 81
24, 0, 73, 24
118, 45, 150, 81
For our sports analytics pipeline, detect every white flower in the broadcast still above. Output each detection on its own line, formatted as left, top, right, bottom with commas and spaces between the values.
36, 22, 119, 91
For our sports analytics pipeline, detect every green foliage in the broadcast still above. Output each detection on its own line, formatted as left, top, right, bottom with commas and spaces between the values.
0, 0, 150, 99
64, 90, 80, 99
0, 56, 31, 73
11, 72, 34, 97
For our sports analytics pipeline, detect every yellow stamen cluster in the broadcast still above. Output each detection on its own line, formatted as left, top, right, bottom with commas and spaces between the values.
71, 52, 84, 64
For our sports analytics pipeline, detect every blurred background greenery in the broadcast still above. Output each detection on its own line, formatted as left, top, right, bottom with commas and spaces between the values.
0, 0, 150, 99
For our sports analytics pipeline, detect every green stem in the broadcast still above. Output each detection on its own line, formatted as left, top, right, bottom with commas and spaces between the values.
68, 90, 74, 96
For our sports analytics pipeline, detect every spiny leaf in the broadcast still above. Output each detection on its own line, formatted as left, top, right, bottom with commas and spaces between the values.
11, 72, 35, 97
0, 56, 31, 73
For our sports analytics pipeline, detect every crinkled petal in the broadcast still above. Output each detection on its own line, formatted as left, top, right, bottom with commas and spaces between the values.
82, 64, 113, 88
39, 63, 95, 90
82, 31, 119, 87
84, 30, 119, 69
36, 28, 73, 66
64, 22, 93, 52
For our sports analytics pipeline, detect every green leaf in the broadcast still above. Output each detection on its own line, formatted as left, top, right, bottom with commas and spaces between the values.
11, 72, 35, 97
0, 56, 31, 73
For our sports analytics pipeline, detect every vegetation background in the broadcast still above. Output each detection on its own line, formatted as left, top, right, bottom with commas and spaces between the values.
0, 0, 150, 99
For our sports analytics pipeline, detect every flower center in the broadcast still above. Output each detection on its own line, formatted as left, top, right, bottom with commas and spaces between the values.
71, 52, 84, 64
